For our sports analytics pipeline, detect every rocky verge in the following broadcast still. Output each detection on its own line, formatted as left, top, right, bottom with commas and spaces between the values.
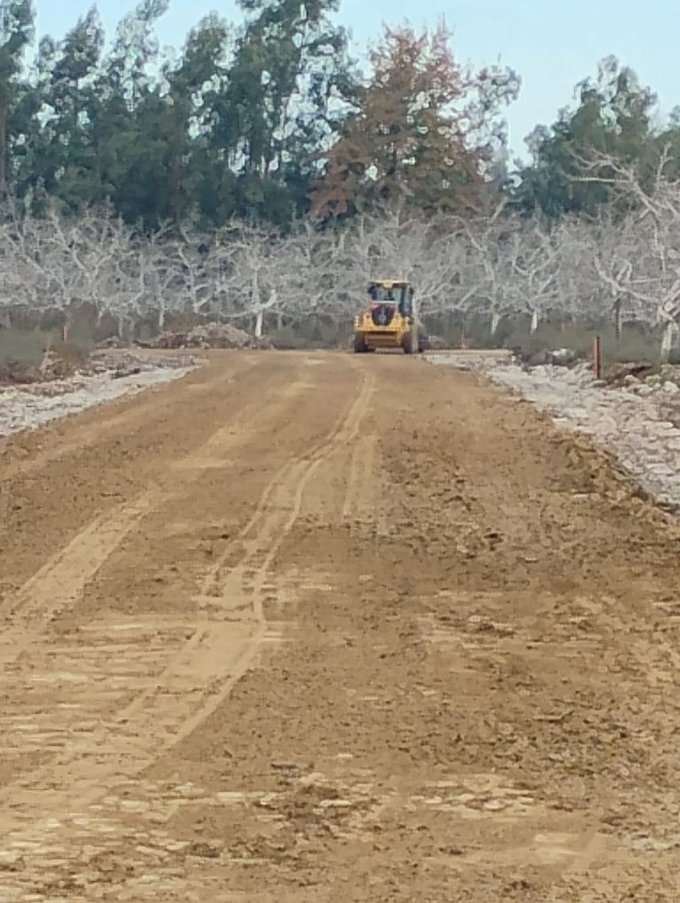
0, 350, 198, 439
427, 350, 680, 511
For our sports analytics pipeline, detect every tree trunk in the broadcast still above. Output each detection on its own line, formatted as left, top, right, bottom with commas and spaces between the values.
255, 309, 263, 339
490, 311, 500, 335
530, 310, 539, 334
410, 292, 420, 354
250, 270, 259, 317
0, 106, 6, 197
661, 321, 676, 361
613, 299, 622, 340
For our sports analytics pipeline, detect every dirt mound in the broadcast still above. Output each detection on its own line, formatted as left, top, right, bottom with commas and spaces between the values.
142, 322, 272, 350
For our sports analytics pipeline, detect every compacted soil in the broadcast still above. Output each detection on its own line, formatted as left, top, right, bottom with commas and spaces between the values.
1, 350, 679, 901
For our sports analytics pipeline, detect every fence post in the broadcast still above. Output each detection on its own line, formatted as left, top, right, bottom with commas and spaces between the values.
593, 335, 602, 379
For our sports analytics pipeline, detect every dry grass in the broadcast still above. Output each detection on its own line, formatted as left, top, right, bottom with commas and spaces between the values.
0, 327, 95, 381
0, 329, 50, 370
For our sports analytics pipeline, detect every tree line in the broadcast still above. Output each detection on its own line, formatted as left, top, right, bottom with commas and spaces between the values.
1, 0, 680, 358
3, 0, 676, 230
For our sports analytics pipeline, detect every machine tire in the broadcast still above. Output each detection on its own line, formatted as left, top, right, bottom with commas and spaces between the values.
402, 331, 417, 354
353, 336, 368, 353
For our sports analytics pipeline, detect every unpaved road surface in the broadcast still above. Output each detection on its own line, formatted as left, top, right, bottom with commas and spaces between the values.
1, 351, 680, 901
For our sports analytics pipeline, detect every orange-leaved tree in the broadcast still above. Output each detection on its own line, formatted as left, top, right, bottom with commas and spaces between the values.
310, 20, 519, 219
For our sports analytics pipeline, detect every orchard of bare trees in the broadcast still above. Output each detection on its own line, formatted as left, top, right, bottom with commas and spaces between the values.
1, 151, 680, 357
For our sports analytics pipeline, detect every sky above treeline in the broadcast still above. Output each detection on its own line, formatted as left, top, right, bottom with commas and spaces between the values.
35, 0, 679, 160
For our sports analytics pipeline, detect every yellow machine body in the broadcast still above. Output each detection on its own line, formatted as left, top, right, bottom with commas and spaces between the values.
353, 279, 416, 353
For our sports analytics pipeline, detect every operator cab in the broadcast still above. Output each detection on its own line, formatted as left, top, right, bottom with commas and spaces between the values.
367, 280, 414, 319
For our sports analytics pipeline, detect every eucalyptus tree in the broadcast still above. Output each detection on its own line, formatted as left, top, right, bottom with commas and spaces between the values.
0, 0, 33, 195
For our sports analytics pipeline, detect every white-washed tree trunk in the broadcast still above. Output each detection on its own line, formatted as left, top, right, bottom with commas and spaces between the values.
530, 310, 539, 333
661, 321, 677, 360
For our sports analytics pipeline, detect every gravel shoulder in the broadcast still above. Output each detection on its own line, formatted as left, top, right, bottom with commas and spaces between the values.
428, 350, 680, 510
0, 349, 199, 439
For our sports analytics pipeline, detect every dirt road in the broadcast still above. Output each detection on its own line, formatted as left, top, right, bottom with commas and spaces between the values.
1, 351, 680, 901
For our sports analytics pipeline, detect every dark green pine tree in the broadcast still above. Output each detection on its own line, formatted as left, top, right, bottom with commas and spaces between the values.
0, 0, 34, 195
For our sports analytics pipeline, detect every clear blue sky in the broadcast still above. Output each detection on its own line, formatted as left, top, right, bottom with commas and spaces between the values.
35, 0, 679, 160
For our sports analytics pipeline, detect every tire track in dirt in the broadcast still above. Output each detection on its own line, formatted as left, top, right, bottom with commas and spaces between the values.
0, 354, 299, 602
3, 490, 169, 623
0, 363, 312, 825
0, 364, 373, 864
145, 366, 375, 751
5, 353, 680, 901
342, 432, 379, 527
0, 361, 306, 627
